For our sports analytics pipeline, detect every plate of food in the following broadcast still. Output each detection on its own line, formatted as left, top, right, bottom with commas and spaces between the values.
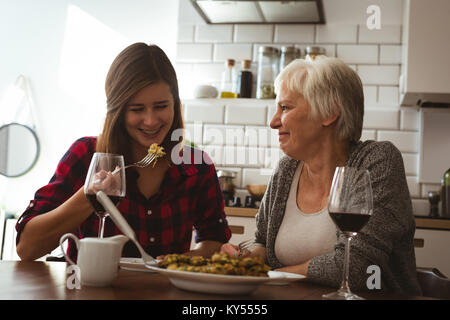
146, 253, 303, 295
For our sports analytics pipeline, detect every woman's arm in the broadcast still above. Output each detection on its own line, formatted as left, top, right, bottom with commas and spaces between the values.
276, 259, 310, 275
15, 137, 96, 261
16, 187, 92, 261
191, 154, 232, 250
307, 142, 415, 291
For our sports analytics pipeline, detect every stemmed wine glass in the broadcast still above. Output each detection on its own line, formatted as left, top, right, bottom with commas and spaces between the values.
84, 153, 126, 238
323, 166, 373, 300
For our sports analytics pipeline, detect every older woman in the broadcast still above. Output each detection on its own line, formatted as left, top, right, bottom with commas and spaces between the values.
222, 56, 421, 295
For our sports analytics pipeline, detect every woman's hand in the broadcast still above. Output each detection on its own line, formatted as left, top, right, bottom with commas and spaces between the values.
220, 243, 250, 258
86, 167, 122, 196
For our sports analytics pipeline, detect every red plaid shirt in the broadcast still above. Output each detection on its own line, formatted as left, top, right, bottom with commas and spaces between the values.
16, 137, 231, 261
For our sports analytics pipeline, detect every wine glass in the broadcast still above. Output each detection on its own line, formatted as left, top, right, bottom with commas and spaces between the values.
322, 166, 373, 300
84, 153, 126, 238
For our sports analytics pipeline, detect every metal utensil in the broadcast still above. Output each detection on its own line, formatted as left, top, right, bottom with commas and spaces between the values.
238, 239, 255, 257
96, 191, 158, 266
112, 152, 157, 175
93, 153, 157, 184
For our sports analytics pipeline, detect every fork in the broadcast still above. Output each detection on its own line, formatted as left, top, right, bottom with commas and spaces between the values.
93, 153, 157, 184
238, 239, 255, 257
111, 152, 157, 175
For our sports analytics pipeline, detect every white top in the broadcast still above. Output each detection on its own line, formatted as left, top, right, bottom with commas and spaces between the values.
274, 162, 337, 266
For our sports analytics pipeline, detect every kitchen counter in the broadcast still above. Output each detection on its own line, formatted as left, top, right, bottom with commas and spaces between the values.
414, 216, 450, 231
224, 207, 450, 231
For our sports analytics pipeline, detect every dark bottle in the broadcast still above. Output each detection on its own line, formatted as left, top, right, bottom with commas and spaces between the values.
443, 168, 450, 218
237, 59, 253, 98
428, 191, 440, 218
230, 196, 242, 207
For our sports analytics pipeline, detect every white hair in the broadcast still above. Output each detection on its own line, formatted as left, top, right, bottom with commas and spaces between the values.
274, 56, 364, 142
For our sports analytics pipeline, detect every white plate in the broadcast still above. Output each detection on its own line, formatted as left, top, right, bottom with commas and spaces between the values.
265, 270, 306, 285
146, 265, 305, 295
119, 258, 159, 273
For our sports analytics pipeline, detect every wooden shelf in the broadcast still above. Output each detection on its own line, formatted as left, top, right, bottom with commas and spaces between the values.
415, 217, 450, 231
224, 207, 258, 217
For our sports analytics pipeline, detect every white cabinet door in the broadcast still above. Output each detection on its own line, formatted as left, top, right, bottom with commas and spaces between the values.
226, 216, 257, 245
414, 229, 450, 277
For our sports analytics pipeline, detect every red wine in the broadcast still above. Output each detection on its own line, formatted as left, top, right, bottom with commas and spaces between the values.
329, 211, 370, 233
86, 194, 124, 216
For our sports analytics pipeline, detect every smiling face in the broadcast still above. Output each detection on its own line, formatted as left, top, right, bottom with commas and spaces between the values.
124, 81, 175, 157
270, 83, 324, 160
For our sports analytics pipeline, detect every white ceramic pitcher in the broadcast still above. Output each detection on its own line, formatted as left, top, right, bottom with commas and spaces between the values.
59, 233, 129, 287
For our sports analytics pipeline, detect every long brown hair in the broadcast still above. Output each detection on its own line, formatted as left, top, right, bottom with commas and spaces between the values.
96, 43, 184, 165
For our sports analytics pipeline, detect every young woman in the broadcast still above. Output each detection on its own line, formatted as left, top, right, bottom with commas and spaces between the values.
16, 43, 231, 261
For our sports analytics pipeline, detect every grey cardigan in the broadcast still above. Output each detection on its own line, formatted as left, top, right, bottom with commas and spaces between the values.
255, 140, 422, 295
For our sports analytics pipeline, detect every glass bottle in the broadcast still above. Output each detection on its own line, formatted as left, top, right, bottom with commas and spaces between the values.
220, 59, 238, 98
256, 46, 279, 99
280, 46, 301, 71
236, 59, 253, 98
305, 46, 326, 61
442, 168, 450, 217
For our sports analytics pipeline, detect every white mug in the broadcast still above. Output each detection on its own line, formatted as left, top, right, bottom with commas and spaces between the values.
59, 233, 128, 287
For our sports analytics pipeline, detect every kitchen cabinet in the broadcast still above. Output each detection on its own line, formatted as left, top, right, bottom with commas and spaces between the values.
225, 207, 258, 244
414, 228, 450, 278
419, 108, 450, 183
400, 0, 450, 106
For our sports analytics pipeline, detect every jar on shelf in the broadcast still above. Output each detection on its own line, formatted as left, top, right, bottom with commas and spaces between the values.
305, 46, 326, 60
256, 46, 280, 99
280, 46, 301, 71
220, 59, 238, 98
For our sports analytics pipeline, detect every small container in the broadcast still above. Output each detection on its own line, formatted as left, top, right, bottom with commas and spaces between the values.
256, 46, 280, 99
305, 46, 326, 61
428, 191, 440, 217
244, 195, 256, 208
236, 59, 253, 98
443, 169, 450, 218
230, 196, 242, 207
217, 170, 236, 206
280, 46, 301, 71
220, 59, 238, 98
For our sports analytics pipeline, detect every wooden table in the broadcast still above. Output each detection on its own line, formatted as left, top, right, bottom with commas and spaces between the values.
0, 261, 433, 301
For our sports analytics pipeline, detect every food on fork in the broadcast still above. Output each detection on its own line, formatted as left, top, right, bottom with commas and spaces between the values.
147, 143, 166, 167
157, 253, 271, 277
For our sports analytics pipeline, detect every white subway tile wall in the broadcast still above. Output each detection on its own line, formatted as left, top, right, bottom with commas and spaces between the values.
358, 25, 402, 44
234, 25, 273, 43
274, 25, 315, 43
196, 25, 233, 43
176, 22, 436, 215
337, 44, 378, 64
